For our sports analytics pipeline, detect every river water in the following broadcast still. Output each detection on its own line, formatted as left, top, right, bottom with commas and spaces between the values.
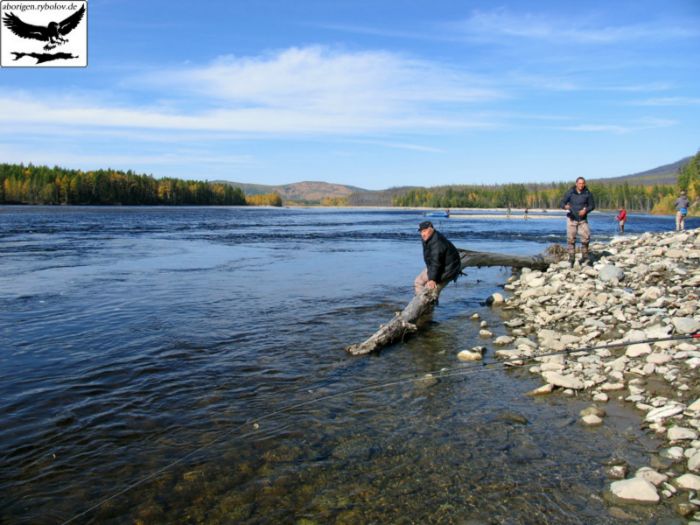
1, 206, 694, 524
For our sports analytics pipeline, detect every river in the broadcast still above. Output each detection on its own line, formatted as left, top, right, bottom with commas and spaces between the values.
1, 206, 693, 524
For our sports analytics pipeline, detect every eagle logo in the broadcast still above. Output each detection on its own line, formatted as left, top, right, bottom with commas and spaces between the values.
2, 5, 85, 51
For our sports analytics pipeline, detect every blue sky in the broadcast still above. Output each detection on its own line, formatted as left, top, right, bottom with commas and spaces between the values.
1, 0, 699, 190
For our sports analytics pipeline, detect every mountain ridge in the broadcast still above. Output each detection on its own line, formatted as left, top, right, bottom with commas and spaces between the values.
218, 155, 692, 204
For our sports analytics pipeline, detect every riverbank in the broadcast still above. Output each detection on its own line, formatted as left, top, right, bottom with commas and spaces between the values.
490, 228, 700, 519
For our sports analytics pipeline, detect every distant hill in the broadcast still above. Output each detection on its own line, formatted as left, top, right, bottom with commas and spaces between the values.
218, 155, 694, 205
215, 180, 367, 204
590, 156, 692, 186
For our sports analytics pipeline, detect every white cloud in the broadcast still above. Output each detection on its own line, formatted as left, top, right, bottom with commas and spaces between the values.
630, 97, 700, 106
0, 144, 253, 169
0, 47, 505, 136
454, 8, 698, 44
560, 118, 676, 134
561, 124, 631, 134
149, 46, 500, 107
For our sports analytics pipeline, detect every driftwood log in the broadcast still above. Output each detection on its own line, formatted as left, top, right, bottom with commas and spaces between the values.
345, 247, 562, 355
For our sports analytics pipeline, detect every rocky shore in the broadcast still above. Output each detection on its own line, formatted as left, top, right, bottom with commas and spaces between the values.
487, 228, 700, 520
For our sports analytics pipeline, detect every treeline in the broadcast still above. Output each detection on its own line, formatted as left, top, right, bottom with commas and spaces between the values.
0, 163, 246, 205
392, 182, 678, 212
245, 192, 283, 206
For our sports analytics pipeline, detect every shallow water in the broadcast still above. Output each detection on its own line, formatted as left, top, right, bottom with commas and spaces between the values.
0, 206, 692, 524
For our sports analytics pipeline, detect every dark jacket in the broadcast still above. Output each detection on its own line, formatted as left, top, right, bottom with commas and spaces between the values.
675, 195, 690, 212
560, 186, 595, 221
422, 230, 461, 283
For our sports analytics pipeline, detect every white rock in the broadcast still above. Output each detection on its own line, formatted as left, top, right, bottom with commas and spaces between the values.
526, 277, 546, 288
541, 371, 584, 390
526, 383, 554, 396
495, 349, 523, 359
675, 473, 700, 491
673, 317, 700, 335
646, 353, 672, 365
646, 404, 685, 422
582, 414, 603, 426
642, 363, 656, 375
635, 467, 668, 486
688, 451, 700, 472
601, 382, 626, 391
593, 392, 609, 402
624, 330, 648, 343
560, 334, 581, 345
626, 343, 652, 358
515, 337, 538, 348
688, 398, 700, 412
599, 265, 625, 283
668, 427, 699, 441
645, 324, 673, 339
541, 338, 566, 351
607, 356, 628, 371
537, 354, 564, 364
457, 350, 483, 362
662, 447, 685, 460
609, 478, 659, 503
479, 329, 493, 338
540, 362, 565, 372
494, 335, 515, 346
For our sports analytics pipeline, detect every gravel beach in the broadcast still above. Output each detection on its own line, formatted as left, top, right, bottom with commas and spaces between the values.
489, 228, 700, 520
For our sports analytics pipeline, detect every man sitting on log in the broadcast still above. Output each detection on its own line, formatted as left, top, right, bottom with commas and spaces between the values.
414, 221, 461, 295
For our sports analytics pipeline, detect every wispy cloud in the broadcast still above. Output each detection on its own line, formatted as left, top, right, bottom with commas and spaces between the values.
560, 117, 676, 134
0, 47, 505, 136
0, 144, 254, 169
140, 46, 503, 115
343, 138, 445, 153
629, 96, 700, 106
451, 8, 699, 44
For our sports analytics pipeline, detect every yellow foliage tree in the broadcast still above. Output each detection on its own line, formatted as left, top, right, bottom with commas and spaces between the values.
245, 192, 283, 206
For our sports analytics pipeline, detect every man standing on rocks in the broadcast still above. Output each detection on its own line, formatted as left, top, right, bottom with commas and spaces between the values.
560, 177, 596, 266
675, 190, 690, 231
414, 221, 461, 294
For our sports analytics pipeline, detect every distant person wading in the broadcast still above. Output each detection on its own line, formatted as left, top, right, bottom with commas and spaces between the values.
675, 191, 690, 231
616, 207, 627, 234
560, 177, 596, 267
414, 221, 461, 295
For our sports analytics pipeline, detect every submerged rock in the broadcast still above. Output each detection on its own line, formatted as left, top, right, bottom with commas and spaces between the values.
457, 349, 483, 362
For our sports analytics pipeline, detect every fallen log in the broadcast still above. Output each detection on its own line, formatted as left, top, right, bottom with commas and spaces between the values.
345, 247, 561, 355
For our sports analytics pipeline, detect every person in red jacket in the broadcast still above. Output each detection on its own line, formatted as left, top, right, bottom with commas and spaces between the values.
616, 208, 627, 234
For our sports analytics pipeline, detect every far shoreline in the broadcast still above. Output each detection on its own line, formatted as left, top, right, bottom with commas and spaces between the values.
0, 203, 695, 218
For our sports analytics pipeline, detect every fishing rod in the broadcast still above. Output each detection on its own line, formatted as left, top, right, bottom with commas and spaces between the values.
60, 331, 699, 524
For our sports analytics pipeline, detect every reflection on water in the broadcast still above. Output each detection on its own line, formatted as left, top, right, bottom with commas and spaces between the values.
0, 207, 685, 524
